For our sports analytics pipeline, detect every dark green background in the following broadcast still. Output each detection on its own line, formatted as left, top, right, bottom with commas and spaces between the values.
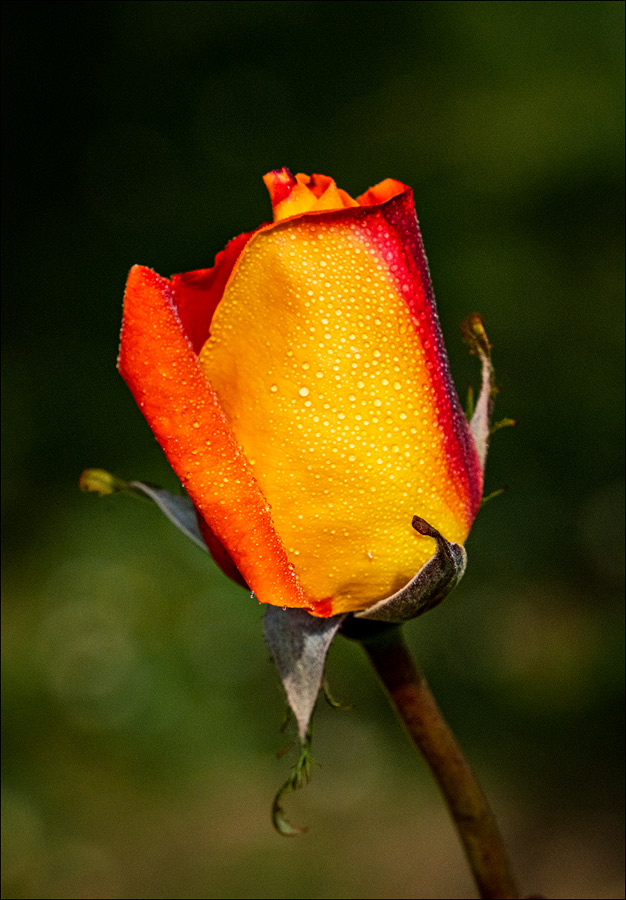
2, 2, 624, 898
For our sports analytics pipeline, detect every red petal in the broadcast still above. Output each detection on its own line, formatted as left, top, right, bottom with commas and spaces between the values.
118, 265, 317, 613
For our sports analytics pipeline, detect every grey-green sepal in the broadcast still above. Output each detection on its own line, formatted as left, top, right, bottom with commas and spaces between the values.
264, 607, 346, 743
461, 313, 496, 473
80, 468, 207, 551
471, 352, 493, 472
127, 480, 207, 551
355, 516, 467, 623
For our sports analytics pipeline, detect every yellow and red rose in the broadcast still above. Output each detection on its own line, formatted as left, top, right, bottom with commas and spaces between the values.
118, 170, 485, 618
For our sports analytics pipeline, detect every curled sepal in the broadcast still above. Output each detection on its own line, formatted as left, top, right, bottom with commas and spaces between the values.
271, 731, 314, 837
264, 607, 346, 743
355, 516, 467, 623
462, 313, 496, 472
79, 468, 207, 552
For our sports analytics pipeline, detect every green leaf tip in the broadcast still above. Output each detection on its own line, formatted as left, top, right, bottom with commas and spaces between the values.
322, 678, 352, 711
271, 731, 315, 837
490, 417, 517, 436
480, 487, 508, 508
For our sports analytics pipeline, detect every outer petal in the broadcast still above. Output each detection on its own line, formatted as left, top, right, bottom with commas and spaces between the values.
118, 265, 325, 614
198, 187, 482, 615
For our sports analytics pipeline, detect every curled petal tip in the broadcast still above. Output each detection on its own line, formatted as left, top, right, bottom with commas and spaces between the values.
263, 167, 296, 207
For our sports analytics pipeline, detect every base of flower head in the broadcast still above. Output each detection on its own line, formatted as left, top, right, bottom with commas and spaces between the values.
353, 516, 467, 623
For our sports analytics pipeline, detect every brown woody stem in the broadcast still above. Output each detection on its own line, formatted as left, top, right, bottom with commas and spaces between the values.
355, 623, 518, 899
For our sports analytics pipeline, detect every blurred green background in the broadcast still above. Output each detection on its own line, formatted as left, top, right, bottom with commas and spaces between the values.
2, 2, 624, 898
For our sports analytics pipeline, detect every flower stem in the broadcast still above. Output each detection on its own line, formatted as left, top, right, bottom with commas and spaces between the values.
355, 623, 518, 900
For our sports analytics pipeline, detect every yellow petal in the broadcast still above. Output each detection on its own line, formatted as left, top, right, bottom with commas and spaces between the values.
198, 197, 480, 614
